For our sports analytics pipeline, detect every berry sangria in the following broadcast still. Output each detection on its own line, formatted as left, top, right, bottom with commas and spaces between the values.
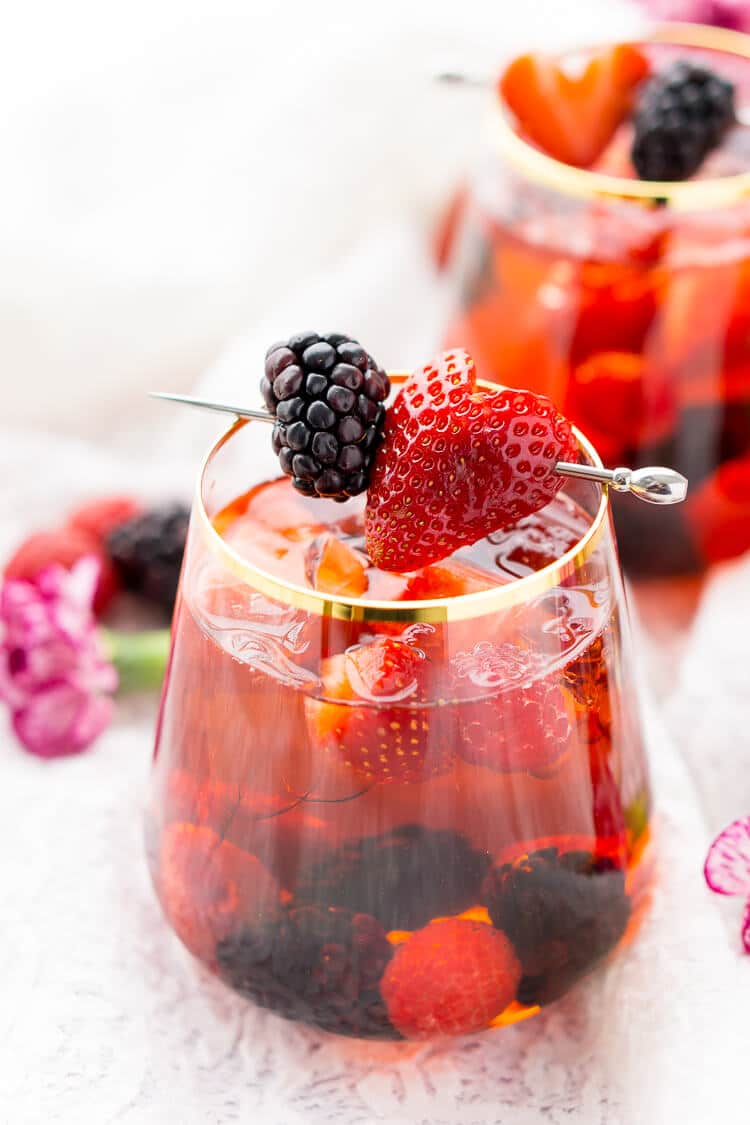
147, 343, 652, 1041
445, 23, 750, 575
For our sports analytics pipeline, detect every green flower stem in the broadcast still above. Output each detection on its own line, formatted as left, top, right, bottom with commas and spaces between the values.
100, 628, 171, 693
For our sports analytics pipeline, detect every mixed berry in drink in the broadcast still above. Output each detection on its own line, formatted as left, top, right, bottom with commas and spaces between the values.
148, 472, 649, 1040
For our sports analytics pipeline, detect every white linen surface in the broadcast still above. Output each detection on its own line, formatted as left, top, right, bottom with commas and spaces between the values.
2, 2, 749, 1122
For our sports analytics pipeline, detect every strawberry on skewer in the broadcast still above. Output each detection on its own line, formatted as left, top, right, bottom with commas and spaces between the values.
152, 336, 688, 577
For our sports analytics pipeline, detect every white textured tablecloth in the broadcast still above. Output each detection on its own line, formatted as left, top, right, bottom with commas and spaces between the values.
3, 2, 750, 1121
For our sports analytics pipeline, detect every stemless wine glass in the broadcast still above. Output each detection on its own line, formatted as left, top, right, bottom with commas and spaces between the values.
146, 384, 651, 1041
446, 22, 750, 576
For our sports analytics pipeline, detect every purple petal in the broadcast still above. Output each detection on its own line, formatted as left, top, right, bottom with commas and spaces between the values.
705, 817, 750, 896
12, 681, 113, 757
743, 901, 750, 954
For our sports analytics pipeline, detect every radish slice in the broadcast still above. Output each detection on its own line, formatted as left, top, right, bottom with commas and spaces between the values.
704, 816, 750, 896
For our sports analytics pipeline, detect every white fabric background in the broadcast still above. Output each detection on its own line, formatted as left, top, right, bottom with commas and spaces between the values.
2, 2, 749, 1122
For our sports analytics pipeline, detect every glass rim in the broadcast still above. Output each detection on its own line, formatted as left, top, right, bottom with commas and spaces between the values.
193, 374, 611, 624
493, 21, 750, 212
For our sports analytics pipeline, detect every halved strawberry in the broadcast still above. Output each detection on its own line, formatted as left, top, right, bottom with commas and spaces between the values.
305, 635, 455, 785
500, 45, 650, 168
365, 349, 577, 573
304, 533, 368, 597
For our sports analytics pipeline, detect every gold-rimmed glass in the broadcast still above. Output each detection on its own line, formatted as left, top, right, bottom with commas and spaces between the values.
447, 22, 750, 576
146, 386, 651, 1040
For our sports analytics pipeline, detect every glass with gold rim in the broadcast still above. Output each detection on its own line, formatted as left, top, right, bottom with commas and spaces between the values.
146, 381, 650, 1041
446, 22, 750, 576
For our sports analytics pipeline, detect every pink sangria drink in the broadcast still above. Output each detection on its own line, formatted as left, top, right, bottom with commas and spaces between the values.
148, 340, 651, 1041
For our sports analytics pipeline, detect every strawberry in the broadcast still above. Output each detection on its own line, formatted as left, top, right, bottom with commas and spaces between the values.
4, 527, 118, 615
68, 495, 142, 544
305, 634, 455, 785
365, 349, 577, 573
452, 642, 577, 778
686, 454, 750, 564
159, 823, 281, 962
304, 533, 368, 597
380, 918, 521, 1037
567, 351, 675, 460
500, 45, 650, 168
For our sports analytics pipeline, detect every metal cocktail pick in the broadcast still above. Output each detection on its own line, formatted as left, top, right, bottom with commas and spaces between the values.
150, 391, 688, 505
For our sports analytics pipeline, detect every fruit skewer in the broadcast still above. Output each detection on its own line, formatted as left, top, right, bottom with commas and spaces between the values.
150, 390, 688, 507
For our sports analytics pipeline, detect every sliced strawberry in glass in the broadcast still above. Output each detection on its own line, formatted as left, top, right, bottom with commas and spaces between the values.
306, 635, 454, 785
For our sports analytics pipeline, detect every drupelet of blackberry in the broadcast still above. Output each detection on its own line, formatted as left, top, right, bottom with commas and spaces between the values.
294, 824, 491, 932
262, 332, 390, 502
632, 60, 735, 181
483, 845, 631, 1006
215, 905, 401, 1039
106, 503, 189, 615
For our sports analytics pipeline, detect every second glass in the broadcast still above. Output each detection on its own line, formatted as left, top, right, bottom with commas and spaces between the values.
446, 23, 750, 576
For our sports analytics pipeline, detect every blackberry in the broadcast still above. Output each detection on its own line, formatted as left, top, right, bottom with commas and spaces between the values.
215, 905, 401, 1039
632, 61, 735, 181
263, 332, 390, 502
106, 502, 189, 615
483, 846, 631, 1006
295, 825, 490, 932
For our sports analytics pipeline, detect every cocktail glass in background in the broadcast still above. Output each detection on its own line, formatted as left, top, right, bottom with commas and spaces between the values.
446, 23, 750, 575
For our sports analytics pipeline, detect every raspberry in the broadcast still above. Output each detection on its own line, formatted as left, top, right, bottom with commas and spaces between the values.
295, 825, 491, 931
364, 349, 577, 573
4, 528, 118, 615
482, 845, 631, 1005
263, 332, 390, 502
500, 45, 650, 168
68, 495, 142, 544
454, 651, 577, 779
303, 533, 368, 596
380, 918, 521, 1038
686, 454, 750, 564
632, 61, 735, 181
216, 905, 400, 1039
159, 823, 282, 963
305, 635, 455, 785
106, 502, 189, 615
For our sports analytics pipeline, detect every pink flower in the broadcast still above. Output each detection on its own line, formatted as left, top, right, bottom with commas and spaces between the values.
639, 0, 750, 29
704, 816, 750, 953
0, 558, 118, 757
